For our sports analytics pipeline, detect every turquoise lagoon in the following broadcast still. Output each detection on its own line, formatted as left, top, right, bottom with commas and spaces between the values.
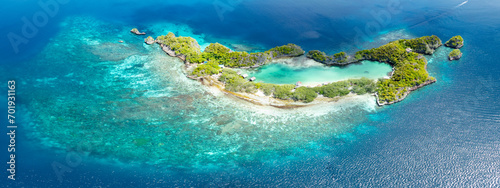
246, 60, 392, 85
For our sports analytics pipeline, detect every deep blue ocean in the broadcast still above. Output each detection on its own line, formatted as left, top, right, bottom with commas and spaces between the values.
1, 0, 500, 187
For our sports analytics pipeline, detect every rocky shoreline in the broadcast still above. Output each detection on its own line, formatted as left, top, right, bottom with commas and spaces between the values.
144, 36, 155, 45
130, 28, 146, 35
375, 78, 436, 106
449, 53, 462, 61
448, 49, 463, 61
160, 44, 189, 62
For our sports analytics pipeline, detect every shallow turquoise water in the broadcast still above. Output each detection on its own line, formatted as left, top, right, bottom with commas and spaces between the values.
247, 61, 392, 85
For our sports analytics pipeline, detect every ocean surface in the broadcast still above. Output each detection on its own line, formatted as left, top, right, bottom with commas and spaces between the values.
1, 0, 500, 187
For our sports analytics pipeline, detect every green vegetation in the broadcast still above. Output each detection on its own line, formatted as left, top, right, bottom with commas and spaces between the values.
353, 36, 439, 103
292, 87, 318, 103
204, 43, 231, 58
191, 60, 221, 77
314, 81, 350, 98
306, 50, 350, 64
306, 50, 332, 63
203, 43, 259, 67
355, 42, 407, 65
333, 52, 348, 63
266, 43, 305, 58
217, 68, 378, 103
202, 43, 304, 68
449, 49, 461, 57
314, 78, 376, 98
350, 78, 378, 95
273, 85, 295, 100
218, 69, 258, 93
445, 35, 464, 49
156, 32, 205, 63
218, 69, 298, 98
258, 83, 277, 96
448, 49, 462, 61
156, 34, 304, 68
398, 35, 442, 55
131, 28, 139, 33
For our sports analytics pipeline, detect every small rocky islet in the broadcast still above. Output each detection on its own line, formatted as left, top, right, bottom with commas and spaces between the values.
135, 27, 463, 107
445, 35, 464, 61
444, 35, 464, 49
130, 28, 146, 35
144, 36, 155, 44
448, 49, 463, 61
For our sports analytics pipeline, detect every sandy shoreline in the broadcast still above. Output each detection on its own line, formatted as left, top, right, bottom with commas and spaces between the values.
189, 72, 376, 109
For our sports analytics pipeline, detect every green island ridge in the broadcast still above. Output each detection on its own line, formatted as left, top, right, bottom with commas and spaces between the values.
144, 30, 462, 106
156, 32, 304, 67
306, 50, 355, 65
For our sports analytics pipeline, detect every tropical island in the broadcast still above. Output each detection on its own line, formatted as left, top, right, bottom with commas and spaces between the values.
449, 49, 463, 61
138, 30, 463, 107
444, 35, 464, 49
